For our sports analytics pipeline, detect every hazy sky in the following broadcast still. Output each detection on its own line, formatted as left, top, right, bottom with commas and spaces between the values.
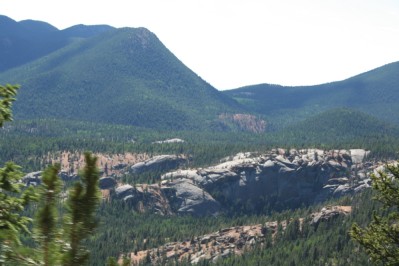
1, 0, 399, 90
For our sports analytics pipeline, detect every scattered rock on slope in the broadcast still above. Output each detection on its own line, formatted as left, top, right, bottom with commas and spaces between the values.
124, 205, 352, 265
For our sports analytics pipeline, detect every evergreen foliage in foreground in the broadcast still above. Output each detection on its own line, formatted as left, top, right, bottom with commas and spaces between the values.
0, 84, 19, 127
0, 87, 101, 264
0, 83, 38, 264
0, 162, 37, 264
351, 162, 399, 265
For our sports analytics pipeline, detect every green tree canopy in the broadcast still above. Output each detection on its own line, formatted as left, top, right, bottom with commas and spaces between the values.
0, 84, 38, 264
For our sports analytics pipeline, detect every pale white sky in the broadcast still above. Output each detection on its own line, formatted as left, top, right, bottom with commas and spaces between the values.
1, 0, 399, 90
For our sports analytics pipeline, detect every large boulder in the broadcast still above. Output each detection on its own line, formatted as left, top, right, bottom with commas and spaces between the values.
350, 149, 370, 164
163, 178, 221, 216
115, 184, 173, 215
131, 155, 186, 174
115, 184, 135, 198
99, 176, 117, 189
310, 206, 352, 225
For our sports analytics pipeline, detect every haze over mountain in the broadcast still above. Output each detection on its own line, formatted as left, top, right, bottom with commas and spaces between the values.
0, 15, 114, 72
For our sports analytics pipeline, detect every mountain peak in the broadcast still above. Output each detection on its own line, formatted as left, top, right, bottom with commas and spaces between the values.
61, 24, 114, 38
0, 15, 17, 24
0, 15, 118, 72
19, 19, 59, 33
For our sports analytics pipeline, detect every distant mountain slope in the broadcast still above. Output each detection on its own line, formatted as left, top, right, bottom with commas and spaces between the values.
0, 27, 242, 130
0, 15, 113, 72
224, 62, 399, 127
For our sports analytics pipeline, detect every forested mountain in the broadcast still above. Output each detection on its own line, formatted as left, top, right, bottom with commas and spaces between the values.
2, 14, 399, 133
0, 21, 243, 130
0, 15, 114, 72
224, 61, 399, 128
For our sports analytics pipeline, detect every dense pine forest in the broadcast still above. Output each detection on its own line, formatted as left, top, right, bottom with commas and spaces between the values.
86, 192, 377, 266
1, 116, 398, 265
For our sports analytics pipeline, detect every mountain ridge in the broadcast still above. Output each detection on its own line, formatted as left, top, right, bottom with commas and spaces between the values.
224, 61, 399, 128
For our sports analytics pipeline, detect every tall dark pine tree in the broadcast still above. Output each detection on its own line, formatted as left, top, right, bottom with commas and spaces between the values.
35, 164, 62, 266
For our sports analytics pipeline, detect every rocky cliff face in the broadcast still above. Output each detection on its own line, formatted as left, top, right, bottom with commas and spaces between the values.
160, 149, 372, 214
23, 149, 379, 216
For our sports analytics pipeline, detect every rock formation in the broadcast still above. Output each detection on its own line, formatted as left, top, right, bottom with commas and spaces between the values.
23, 149, 383, 217
160, 149, 374, 212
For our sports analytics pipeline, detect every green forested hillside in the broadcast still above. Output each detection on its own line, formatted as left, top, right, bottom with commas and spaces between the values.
275, 108, 399, 155
0, 26, 242, 130
224, 61, 399, 128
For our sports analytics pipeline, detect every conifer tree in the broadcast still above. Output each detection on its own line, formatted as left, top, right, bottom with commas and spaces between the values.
35, 164, 62, 266
350, 163, 399, 265
63, 152, 100, 266
0, 163, 37, 264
